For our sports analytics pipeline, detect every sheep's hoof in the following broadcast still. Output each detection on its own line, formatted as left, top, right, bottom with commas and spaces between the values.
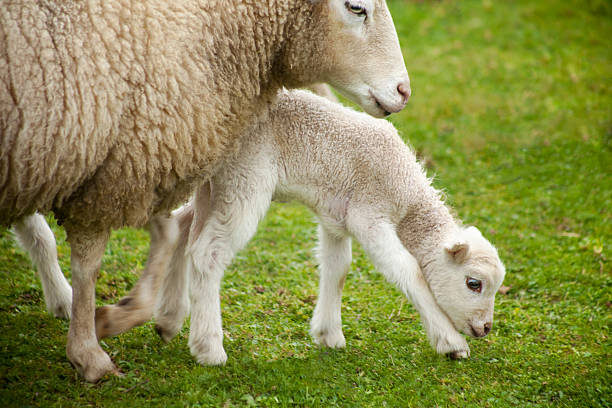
67, 344, 118, 383
46, 287, 73, 319
195, 348, 227, 366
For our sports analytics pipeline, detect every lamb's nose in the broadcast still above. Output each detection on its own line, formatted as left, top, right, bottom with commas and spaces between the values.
483, 322, 492, 335
397, 82, 411, 104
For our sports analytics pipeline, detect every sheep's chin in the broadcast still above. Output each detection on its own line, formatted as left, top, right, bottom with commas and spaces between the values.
361, 102, 390, 118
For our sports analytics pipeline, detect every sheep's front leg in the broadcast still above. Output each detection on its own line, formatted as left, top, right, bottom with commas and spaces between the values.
95, 215, 179, 339
13, 213, 72, 319
188, 179, 273, 366
352, 221, 469, 359
65, 226, 118, 382
310, 225, 352, 348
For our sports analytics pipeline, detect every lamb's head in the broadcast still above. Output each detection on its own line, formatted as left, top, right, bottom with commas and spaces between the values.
425, 226, 506, 338
284, 0, 410, 118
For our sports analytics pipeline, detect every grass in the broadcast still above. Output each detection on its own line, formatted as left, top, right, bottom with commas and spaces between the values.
1, 0, 611, 406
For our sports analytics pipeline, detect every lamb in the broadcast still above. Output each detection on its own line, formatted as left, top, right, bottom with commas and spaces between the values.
119, 89, 507, 365
0, 0, 410, 381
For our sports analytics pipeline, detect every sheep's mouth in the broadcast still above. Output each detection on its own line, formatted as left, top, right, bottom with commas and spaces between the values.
375, 100, 391, 117
369, 90, 391, 116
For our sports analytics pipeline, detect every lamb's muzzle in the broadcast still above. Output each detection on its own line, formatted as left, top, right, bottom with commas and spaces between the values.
469, 322, 492, 338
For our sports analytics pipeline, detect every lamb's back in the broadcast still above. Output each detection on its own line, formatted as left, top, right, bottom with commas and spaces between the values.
269, 91, 426, 219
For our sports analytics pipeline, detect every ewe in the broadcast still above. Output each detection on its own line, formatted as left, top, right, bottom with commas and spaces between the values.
112, 90, 506, 365
1, 0, 409, 381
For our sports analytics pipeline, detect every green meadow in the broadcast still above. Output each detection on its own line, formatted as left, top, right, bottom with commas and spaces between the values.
1, 0, 610, 406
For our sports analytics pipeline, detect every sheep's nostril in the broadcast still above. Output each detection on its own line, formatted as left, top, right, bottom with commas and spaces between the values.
397, 82, 411, 102
484, 322, 492, 335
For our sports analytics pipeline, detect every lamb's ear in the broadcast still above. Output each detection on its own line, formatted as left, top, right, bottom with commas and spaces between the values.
445, 240, 469, 263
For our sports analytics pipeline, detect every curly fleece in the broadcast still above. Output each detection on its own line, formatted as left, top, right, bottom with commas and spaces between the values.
0, 0, 337, 230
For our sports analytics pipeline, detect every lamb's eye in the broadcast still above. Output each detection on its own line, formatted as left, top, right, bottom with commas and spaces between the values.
466, 277, 482, 293
345, 1, 366, 16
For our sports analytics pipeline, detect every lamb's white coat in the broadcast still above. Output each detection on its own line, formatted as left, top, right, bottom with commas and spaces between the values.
157, 90, 506, 364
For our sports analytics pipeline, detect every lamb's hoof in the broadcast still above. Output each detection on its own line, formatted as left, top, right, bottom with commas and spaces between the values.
311, 329, 346, 349
448, 350, 469, 360
433, 330, 470, 358
95, 301, 151, 339
189, 337, 227, 366
67, 345, 118, 383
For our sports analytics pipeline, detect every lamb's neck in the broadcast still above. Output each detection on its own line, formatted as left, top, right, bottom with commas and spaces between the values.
397, 198, 458, 271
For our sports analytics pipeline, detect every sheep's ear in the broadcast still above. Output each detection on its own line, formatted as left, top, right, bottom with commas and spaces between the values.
445, 241, 469, 263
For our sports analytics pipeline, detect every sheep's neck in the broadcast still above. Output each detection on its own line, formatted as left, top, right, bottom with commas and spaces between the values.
186, 0, 328, 142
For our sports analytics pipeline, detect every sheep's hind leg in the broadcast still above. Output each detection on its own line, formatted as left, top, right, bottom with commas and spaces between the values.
310, 224, 352, 348
65, 226, 118, 382
95, 215, 179, 339
13, 213, 73, 319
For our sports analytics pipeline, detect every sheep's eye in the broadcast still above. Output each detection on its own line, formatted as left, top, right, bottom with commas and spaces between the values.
466, 277, 482, 293
345, 1, 366, 16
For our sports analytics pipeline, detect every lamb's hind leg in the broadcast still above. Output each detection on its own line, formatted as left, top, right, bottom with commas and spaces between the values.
64, 225, 117, 382
310, 224, 352, 348
188, 177, 274, 366
95, 214, 179, 339
351, 219, 470, 359
13, 213, 72, 319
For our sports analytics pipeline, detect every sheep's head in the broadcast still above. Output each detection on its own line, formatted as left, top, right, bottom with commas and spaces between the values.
320, 0, 410, 117
424, 226, 506, 338
283, 0, 410, 118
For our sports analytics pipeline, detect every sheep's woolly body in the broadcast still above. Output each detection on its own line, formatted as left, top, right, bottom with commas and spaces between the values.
0, 0, 333, 229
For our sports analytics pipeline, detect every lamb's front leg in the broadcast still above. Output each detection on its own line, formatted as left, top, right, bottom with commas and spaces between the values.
310, 225, 352, 348
352, 221, 469, 359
